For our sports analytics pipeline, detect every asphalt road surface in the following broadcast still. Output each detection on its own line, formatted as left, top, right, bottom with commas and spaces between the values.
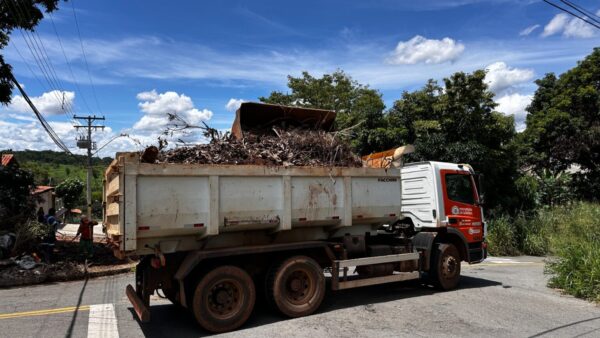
1, 256, 599, 338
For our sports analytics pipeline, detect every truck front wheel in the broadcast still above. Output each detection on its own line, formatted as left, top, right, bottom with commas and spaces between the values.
267, 256, 325, 318
431, 243, 461, 290
192, 266, 256, 333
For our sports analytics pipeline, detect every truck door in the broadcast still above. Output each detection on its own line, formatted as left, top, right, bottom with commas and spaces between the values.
440, 170, 483, 243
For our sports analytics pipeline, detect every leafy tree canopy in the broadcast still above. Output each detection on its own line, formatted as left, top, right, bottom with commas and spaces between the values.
0, 161, 36, 230
388, 70, 518, 212
521, 48, 600, 200
55, 178, 83, 210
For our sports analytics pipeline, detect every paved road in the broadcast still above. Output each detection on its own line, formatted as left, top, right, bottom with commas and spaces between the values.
1, 256, 599, 338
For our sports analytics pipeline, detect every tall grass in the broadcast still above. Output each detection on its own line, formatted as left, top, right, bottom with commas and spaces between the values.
487, 202, 600, 301
545, 203, 600, 302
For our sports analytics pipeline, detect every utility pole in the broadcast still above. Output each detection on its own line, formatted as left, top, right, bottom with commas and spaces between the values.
74, 115, 105, 218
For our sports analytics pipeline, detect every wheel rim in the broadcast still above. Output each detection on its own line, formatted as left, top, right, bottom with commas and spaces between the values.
283, 268, 314, 305
440, 253, 459, 281
206, 279, 244, 320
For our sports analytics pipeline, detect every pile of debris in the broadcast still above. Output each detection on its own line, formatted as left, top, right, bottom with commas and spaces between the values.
146, 128, 362, 167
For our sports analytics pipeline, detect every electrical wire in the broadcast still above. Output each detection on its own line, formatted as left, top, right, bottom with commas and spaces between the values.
11, 0, 77, 119
7, 0, 77, 120
542, 0, 600, 30
559, 0, 600, 25
71, 0, 102, 116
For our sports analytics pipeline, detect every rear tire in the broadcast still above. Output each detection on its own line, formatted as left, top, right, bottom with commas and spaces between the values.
430, 243, 461, 290
266, 256, 325, 318
192, 266, 256, 333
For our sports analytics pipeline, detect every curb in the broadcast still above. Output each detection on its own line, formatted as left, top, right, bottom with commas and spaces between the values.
0, 262, 137, 288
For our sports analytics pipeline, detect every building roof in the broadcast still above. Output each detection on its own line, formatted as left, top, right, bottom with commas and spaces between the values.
33, 185, 55, 195
1, 154, 15, 167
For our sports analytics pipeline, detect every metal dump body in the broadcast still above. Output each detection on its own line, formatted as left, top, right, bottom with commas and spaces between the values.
104, 152, 414, 256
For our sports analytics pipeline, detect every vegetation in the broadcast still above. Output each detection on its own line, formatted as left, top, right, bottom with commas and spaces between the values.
55, 178, 84, 210
0, 160, 36, 231
487, 203, 600, 301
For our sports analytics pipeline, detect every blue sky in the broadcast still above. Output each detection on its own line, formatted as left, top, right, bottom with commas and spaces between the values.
1, 0, 600, 156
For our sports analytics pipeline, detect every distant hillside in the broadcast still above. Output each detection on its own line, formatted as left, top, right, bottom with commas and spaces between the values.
3, 150, 113, 166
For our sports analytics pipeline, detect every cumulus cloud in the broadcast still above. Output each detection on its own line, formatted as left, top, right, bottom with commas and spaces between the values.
485, 62, 534, 94
519, 24, 540, 36
133, 89, 213, 143
9, 90, 75, 116
386, 35, 465, 65
495, 93, 533, 131
542, 13, 596, 38
225, 98, 245, 112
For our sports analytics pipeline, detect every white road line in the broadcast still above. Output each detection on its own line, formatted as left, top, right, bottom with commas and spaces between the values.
88, 303, 119, 338
485, 257, 527, 264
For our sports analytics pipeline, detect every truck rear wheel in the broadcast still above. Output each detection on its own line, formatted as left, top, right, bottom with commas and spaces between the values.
431, 243, 461, 290
267, 255, 325, 318
192, 266, 255, 333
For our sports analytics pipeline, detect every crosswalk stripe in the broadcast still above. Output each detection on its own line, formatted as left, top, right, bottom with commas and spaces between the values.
87, 303, 119, 338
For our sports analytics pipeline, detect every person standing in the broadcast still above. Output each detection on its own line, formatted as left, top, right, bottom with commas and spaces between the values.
41, 208, 59, 263
76, 215, 98, 259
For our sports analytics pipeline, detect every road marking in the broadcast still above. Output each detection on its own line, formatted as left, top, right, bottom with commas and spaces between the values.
0, 305, 91, 320
484, 257, 534, 264
88, 303, 119, 338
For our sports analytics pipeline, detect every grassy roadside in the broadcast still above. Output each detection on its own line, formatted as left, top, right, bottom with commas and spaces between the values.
487, 202, 600, 302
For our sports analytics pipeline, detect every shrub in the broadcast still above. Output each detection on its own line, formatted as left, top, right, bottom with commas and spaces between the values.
486, 216, 519, 256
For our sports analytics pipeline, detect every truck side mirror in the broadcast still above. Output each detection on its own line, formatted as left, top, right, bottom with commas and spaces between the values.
476, 173, 485, 205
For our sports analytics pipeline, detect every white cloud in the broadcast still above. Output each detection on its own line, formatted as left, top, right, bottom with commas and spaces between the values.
133, 90, 213, 144
386, 35, 465, 65
485, 62, 534, 94
563, 16, 596, 38
519, 24, 540, 36
542, 13, 596, 38
8, 90, 75, 116
495, 93, 533, 131
225, 98, 245, 112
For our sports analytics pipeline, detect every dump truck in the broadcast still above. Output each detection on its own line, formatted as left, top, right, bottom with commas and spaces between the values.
103, 103, 487, 333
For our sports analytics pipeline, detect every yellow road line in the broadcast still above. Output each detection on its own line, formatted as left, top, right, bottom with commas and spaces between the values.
0, 305, 91, 320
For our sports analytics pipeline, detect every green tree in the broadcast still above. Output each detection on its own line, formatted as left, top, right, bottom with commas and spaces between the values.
260, 71, 401, 154
388, 70, 518, 212
0, 160, 36, 230
521, 48, 600, 200
0, 0, 61, 104
55, 178, 83, 210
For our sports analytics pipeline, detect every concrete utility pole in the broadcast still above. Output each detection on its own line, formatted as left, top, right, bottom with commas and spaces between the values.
74, 115, 105, 218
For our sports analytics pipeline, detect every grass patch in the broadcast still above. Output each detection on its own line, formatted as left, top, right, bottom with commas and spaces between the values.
545, 202, 600, 302
488, 202, 600, 301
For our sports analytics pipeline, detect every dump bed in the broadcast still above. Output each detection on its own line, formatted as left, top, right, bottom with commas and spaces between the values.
104, 152, 430, 256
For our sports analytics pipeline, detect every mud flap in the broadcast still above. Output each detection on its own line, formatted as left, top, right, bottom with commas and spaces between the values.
126, 284, 150, 322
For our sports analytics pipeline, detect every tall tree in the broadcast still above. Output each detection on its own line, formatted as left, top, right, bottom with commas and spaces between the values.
0, 0, 61, 104
388, 70, 518, 212
522, 48, 600, 199
260, 71, 402, 154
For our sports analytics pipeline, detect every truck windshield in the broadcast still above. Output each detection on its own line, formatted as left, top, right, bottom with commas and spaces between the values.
445, 174, 475, 205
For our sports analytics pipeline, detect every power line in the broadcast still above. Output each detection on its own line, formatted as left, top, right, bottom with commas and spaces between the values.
3, 61, 72, 154
71, 0, 103, 116
11, 0, 77, 119
542, 0, 600, 30
559, 0, 600, 24
7, 0, 76, 120
48, 12, 94, 117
